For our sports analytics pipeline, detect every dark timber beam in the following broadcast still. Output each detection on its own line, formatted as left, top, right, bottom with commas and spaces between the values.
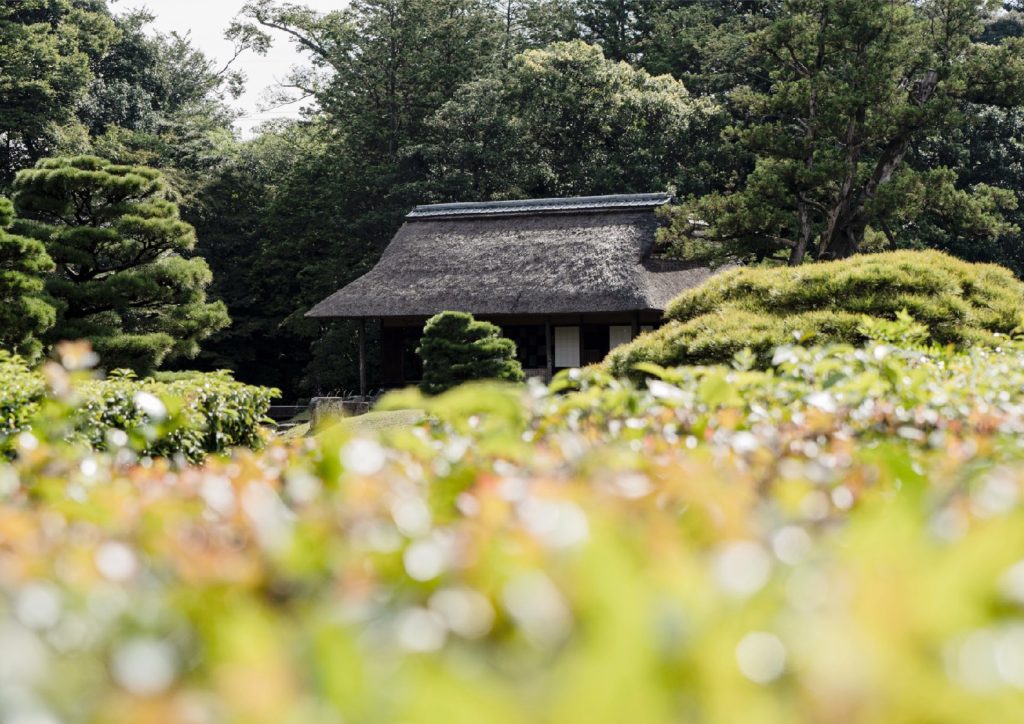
545, 317, 554, 382
577, 313, 585, 368
358, 318, 368, 398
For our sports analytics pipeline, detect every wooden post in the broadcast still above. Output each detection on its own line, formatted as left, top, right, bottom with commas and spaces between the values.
577, 313, 585, 368
358, 318, 367, 398
631, 311, 641, 340
545, 318, 554, 382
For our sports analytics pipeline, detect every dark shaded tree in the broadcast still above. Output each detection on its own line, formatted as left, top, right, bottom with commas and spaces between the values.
641, 0, 780, 94
193, 121, 379, 395
211, 0, 510, 394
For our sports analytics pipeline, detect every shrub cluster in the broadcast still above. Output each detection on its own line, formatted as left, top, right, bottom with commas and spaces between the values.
2, 340, 1024, 720
608, 250, 1024, 377
0, 352, 46, 444
0, 353, 278, 461
418, 310, 525, 394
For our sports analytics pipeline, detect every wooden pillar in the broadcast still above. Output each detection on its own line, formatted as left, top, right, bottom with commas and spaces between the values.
358, 317, 367, 398
545, 317, 554, 382
577, 313, 585, 368
631, 311, 641, 339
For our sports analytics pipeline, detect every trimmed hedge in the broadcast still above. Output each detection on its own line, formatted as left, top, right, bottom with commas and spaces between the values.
0, 353, 278, 461
608, 250, 1024, 378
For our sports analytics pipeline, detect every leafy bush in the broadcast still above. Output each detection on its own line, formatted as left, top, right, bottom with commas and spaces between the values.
3, 340, 1024, 720
608, 250, 1024, 377
0, 352, 46, 444
0, 353, 278, 461
418, 310, 525, 394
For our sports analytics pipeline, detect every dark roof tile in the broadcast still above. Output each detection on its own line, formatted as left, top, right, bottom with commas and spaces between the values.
406, 193, 673, 219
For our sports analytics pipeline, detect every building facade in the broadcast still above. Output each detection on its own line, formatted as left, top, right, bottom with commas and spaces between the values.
307, 193, 720, 392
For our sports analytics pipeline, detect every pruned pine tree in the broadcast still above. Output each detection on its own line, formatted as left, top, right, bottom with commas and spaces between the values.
0, 198, 55, 360
13, 156, 229, 372
418, 311, 524, 395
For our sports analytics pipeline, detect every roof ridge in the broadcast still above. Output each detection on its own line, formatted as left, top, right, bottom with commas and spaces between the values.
407, 193, 673, 219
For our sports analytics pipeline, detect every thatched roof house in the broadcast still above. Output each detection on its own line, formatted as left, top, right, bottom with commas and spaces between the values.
308, 193, 720, 392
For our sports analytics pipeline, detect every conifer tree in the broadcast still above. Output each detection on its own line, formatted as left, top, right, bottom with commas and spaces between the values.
418, 311, 524, 395
0, 198, 55, 360
13, 156, 229, 372
663, 0, 1024, 266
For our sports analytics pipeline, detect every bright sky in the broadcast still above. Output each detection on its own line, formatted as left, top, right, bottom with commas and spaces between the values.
111, 0, 347, 136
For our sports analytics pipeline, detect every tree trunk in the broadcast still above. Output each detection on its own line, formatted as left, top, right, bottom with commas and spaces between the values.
816, 70, 940, 260
789, 200, 812, 266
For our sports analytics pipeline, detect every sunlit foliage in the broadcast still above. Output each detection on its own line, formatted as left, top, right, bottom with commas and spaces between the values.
609, 250, 1024, 378
0, 347, 277, 462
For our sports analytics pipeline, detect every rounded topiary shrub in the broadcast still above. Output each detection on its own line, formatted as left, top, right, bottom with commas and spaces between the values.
607, 250, 1024, 378
418, 311, 525, 395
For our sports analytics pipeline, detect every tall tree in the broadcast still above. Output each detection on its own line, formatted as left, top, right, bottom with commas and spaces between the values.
903, 4, 1024, 273
0, 0, 116, 188
417, 41, 717, 201
234, 0, 502, 173
641, 0, 779, 94
213, 0, 511, 394
13, 156, 229, 372
0, 198, 55, 360
79, 10, 244, 213
664, 0, 1024, 265
79, 10, 243, 139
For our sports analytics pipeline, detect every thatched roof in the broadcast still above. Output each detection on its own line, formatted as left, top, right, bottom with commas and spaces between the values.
307, 193, 719, 319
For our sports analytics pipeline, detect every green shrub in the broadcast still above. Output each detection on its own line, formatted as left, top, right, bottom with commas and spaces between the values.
0, 352, 46, 444
418, 311, 525, 394
0, 355, 278, 461
608, 250, 1024, 378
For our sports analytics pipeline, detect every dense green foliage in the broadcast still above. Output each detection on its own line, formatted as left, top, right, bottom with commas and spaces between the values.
418, 311, 525, 394
662, 0, 1024, 265
0, 197, 54, 359
0, 352, 45, 447
12, 156, 230, 372
0, 0, 117, 186
4, 338, 1024, 719
421, 40, 715, 199
608, 250, 1024, 377
0, 349, 277, 462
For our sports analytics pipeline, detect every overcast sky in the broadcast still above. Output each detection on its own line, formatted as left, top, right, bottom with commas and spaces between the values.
112, 0, 346, 136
